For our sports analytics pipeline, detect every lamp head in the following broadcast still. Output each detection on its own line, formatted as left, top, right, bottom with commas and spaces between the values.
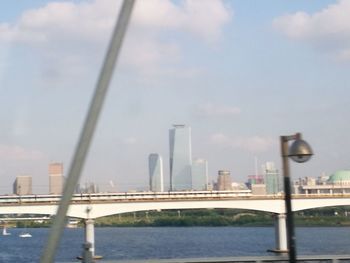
288, 139, 313, 163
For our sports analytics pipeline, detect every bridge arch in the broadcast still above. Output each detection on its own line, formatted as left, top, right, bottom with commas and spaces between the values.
292, 197, 350, 212
66, 199, 286, 218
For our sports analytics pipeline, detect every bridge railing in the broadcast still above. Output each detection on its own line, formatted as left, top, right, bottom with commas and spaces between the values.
75, 254, 350, 263
1, 191, 350, 206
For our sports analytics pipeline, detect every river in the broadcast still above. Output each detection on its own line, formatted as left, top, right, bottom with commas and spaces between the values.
0, 227, 349, 262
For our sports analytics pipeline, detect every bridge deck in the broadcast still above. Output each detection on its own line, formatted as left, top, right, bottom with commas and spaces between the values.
2, 192, 350, 218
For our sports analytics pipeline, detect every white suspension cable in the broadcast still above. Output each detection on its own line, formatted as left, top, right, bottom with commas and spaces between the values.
40, 1, 135, 262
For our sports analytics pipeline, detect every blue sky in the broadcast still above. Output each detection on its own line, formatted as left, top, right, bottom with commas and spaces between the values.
0, 0, 349, 193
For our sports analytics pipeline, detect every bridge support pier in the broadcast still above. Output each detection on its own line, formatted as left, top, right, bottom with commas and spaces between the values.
78, 219, 102, 261
275, 213, 288, 252
84, 219, 95, 257
268, 213, 288, 253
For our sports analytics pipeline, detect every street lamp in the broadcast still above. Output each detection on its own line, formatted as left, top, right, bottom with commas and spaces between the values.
280, 133, 313, 263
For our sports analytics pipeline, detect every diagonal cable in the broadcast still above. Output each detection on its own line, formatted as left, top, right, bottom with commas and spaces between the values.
40, 1, 135, 262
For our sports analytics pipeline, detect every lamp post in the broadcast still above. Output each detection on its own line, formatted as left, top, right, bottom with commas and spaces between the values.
280, 133, 313, 263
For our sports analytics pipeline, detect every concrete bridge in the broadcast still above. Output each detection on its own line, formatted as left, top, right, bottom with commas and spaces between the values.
1, 191, 350, 257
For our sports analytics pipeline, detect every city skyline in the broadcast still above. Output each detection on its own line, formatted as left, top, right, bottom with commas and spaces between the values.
1, 0, 350, 193
5, 157, 350, 195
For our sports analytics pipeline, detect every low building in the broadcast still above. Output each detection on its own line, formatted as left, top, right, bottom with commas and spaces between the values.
295, 170, 350, 194
328, 170, 350, 185
251, 184, 267, 195
13, 176, 32, 195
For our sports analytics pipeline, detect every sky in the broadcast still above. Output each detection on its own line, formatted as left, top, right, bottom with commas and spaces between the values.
0, 0, 350, 194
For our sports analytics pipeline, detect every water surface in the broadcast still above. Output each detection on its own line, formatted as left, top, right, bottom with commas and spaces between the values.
0, 227, 349, 262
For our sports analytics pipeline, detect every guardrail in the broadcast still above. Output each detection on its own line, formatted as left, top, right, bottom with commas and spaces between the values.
2, 192, 350, 206
87, 254, 350, 263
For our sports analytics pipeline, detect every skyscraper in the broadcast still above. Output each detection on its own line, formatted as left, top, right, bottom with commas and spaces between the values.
217, 170, 232, 190
13, 176, 32, 195
192, 159, 208, 190
148, 153, 164, 192
169, 125, 192, 191
80, 182, 100, 194
264, 162, 280, 194
49, 162, 64, 194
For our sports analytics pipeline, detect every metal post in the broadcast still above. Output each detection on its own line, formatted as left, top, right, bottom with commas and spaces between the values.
281, 135, 297, 263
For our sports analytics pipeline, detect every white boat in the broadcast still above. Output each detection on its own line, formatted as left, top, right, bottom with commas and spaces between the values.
19, 232, 32, 238
66, 219, 79, 228
2, 227, 11, 236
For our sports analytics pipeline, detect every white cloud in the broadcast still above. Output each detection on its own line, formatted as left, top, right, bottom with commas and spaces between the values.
195, 102, 241, 117
0, 145, 44, 161
0, 0, 232, 77
123, 36, 182, 75
273, 0, 350, 60
133, 0, 232, 43
210, 133, 275, 153
0, 1, 118, 45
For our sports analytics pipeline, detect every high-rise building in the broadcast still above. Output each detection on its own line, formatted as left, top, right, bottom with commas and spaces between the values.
49, 162, 64, 194
192, 159, 208, 190
246, 174, 265, 190
169, 125, 192, 190
264, 162, 279, 194
13, 176, 32, 195
217, 170, 232, 191
148, 153, 164, 192
80, 182, 100, 194
247, 175, 264, 185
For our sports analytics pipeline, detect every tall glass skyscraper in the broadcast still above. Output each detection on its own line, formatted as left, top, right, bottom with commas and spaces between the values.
264, 162, 280, 194
192, 159, 208, 190
148, 153, 164, 192
169, 125, 192, 191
